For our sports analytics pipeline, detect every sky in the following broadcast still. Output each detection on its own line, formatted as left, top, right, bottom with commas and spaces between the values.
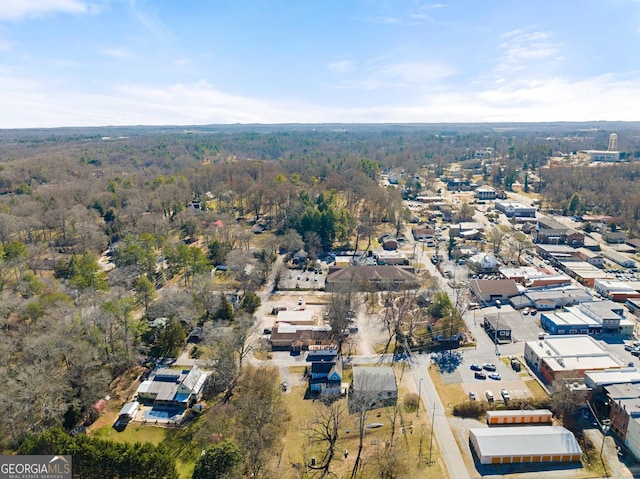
1, 0, 640, 128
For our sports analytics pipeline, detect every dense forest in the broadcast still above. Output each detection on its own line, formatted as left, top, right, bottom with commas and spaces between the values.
1, 122, 640, 477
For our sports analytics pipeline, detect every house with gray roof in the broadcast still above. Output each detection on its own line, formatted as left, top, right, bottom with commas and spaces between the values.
136, 365, 210, 407
349, 366, 398, 413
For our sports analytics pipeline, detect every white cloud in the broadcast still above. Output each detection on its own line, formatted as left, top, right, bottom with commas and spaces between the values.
0, 0, 101, 21
496, 29, 562, 72
99, 48, 136, 60
341, 61, 455, 90
1, 69, 640, 128
328, 60, 354, 74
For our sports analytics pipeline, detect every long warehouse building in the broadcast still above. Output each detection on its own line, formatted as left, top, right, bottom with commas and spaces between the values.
469, 426, 582, 465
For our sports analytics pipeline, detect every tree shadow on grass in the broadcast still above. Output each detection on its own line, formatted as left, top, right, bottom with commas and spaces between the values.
432, 351, 463, 374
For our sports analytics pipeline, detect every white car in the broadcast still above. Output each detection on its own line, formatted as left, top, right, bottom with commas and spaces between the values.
469, 391, 478, 401
501, 388, 510, 401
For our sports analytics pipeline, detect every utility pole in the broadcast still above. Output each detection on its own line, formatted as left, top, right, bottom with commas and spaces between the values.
495, 300, 501, 357
428, 403, 436, 464
417, 377, 423, 418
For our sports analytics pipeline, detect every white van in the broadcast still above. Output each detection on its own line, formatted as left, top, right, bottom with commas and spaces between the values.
485, 390, 494, 402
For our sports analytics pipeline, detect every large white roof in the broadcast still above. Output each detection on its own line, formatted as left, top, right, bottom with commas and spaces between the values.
470, 426, 582, 457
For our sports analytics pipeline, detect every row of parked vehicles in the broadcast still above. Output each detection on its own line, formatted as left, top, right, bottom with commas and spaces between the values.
470, 363, 501, 380
469, 388, 510, 403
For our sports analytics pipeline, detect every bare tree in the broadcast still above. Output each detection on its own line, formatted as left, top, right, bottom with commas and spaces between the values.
233, 365, 290, 479
303, 400, 346, 478
326, 290, 356, 357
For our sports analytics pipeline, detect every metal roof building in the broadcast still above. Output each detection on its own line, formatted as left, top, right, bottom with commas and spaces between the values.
469, 426, 582, 465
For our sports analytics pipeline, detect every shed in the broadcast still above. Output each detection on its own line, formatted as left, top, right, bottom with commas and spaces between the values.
486, 409, 552, 425
117, 401, 139, 422
469, 426, 582, 465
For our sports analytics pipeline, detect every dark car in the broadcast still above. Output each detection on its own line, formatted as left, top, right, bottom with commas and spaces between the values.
482, 363, 497, 372
530, 309, 537, 316
470, 364, 482, 371
474, 371, 487, 380
631, 349, 640, 357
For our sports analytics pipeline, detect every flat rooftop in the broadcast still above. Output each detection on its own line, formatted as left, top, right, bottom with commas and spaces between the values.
470, 426, 582, 457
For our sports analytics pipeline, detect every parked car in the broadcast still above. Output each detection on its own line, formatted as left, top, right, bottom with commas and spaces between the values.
488, 372, 502, 380
470, 364, 482, 371
500, 389, 510, 401
474, 371, 487, 380
485, 390, 494, 402
469, 391, 477, 401
625, 344, 634, 352
522, 307, 530, 315
530, 309, 537, 316
631, 349, 640, 357
482, 363, 497, 371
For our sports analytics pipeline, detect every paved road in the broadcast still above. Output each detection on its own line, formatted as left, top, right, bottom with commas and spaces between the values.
411, 354, 470, 479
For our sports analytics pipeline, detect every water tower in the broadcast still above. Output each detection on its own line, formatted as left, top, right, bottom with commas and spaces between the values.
608, 133, 618, 151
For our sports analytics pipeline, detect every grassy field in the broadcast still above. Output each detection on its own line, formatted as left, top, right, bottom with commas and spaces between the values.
428, 365, 467, 415
89, 362, 449, 479
276, 364, 447, 478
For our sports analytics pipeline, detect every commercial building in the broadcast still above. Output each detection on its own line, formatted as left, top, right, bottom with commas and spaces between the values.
583, 150, 621, 162
539, 300, 633, 336
494, 200, 536, 218
483, 314, 512, 344
594, 279, 640, 302
602, 250, 637, 268
576, 247, 605, 267
468, 279, 520, 305
499, 266, 571, 288
520, 285, 593, 311
558, 260, 615, 287
534, 217, 584, 246
524, 335, 623, 388
474, 185, 496, 200
469, 426, 582, 465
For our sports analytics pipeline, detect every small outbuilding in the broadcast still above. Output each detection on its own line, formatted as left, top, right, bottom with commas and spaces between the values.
486, 409, 553, 426
469, 426, 582, 465
117, 401, 139, 423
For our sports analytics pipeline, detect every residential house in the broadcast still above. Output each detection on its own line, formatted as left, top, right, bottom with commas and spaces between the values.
467, 253, 500, 273
450, 222, 484, 240
309, 359, 344, 395
412, 225, 436, 241
136, 366, 210, 407
349, 366, 398, 413
377, 235, 399, 251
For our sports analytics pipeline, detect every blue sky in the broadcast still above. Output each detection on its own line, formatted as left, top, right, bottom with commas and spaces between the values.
1, 0, 640, 127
